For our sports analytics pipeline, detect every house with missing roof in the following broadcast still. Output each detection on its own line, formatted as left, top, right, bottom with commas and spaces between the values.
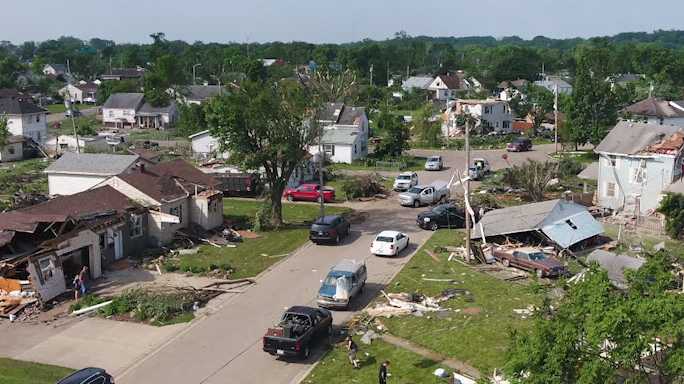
0, 186, 148, 303
622, 97, 684, 126
0, 97, 48, 145
472, 199, 604, 251
99, 159, 223, 246
45, 152, 140, 196
595, 121, 684, 214
102, 93, 178, 130
442, 99, 513, 136
307, 103, 369, 164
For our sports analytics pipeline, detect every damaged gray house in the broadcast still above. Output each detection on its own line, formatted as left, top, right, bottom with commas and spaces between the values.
471, 199, 604, 250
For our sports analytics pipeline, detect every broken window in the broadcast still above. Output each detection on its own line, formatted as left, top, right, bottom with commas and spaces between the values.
38, 257, 55, 282
129, 214, 143, 238
565, 219, 578, 230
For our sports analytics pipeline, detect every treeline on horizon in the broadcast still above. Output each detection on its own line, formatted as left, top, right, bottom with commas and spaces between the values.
1, 29, 684, 92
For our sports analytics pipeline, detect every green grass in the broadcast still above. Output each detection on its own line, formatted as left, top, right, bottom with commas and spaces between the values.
167, 198, 351, 277
45, 104, 67, 113
0, 159, 50, 210
329, 155, 427, 172
128, 130, 188, 142
0, 358, 74, 384
49, 116, 102, 136
602, 223, 684, 261
380, 229, 544, 374
304, 339, 448, 384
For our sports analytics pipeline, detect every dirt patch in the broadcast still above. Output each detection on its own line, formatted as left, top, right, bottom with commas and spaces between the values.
237, 230, 260, 239
461, 307, 482, 315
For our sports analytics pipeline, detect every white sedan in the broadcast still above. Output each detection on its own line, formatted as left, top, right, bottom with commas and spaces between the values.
370, 230, 409, 256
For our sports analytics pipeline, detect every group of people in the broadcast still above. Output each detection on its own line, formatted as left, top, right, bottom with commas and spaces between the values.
346, 336, 391, 384
72, 266, 89, 300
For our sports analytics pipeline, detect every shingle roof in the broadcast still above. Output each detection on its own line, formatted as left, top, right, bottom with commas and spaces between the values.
321, 128, 361, 145
185, 85, 224, 101
103, 93, 144, 109
45, 152, 139, 176
77, 82, 99, 92
138, 101, 176, 115
498, 79, 529, 89
149, 159, 219, 188
337, 106, 366, 126
319, 102, 345, 122
474, 199, 561, 237
622, 97, 684, 118
0, 98, 46, 115
402, 76, 434, 91
435, 74, 466, 90
103, 68, 144, 78
595, 121, 684, 155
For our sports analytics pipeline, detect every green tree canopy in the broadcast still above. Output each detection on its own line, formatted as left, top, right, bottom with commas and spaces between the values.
373, 108, 410, 158
412, 102, 441, 147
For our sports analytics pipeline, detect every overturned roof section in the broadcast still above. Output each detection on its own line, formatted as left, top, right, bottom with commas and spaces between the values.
595, 121, 684, 155
623, 97, 684, 118
472, 199, 603, 249
45, 152, 139, 176
586, 249, 645, 289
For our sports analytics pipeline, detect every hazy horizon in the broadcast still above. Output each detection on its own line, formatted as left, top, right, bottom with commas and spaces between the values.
2, 0, 683, 45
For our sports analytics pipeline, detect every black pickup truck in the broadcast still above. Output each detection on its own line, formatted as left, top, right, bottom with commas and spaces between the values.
263, 306, 333, 359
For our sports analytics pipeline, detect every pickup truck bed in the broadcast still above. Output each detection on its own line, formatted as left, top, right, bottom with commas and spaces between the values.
263, 306, 332, 359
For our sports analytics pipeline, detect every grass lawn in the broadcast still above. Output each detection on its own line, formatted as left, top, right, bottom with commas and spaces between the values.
329, 155, 427, 172
45, 104, 67, 113
128, 130, 189, 142
0, 159, 50, 210
167, 198, 351, 277
0, 358, 74, 384
49, 116, 102, 136
380, 229, 544, 375
603, 223, 684, 261
303, 339, 448, 384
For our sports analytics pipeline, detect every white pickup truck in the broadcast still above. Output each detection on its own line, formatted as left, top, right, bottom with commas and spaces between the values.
398, 180, 450, 208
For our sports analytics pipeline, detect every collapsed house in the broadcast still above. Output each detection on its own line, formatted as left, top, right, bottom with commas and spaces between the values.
586, 249, 645, 289
471, 199, 604, 250
0, 186, 148, 305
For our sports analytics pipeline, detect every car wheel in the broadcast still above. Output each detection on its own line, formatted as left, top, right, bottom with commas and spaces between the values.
413, 200, 420, 208
536, 269, 544, 278
502, 258, 510, 267
287, 195, 294, 202
430, 222, 439, 231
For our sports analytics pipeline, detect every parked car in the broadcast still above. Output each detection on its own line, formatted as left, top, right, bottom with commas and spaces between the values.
506, 137, 532, 152
468, 158, 491, 180
309, 215, 350, 245
393, 171, 418, 191
417, 203, 465, 230
370, 230, 409, 256
424, 155, 443, 171
57, 368, 114, 384
263, 306, 333, 359
492, 247, 567, 278
283, 183, 335, 203
399, 180, 450, 207
64, 109, 82, 118
317, 259, 367, 309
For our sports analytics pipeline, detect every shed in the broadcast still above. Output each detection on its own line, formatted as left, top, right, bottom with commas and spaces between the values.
472, 199, 603, 249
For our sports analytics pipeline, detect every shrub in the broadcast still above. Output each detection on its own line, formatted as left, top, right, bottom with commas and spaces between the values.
341, 173, 387, 200
100, 288, 196, 323
557, 156, 585, 179
657, 193, 684, 239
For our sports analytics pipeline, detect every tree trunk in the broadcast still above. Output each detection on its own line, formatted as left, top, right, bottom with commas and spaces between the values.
269, 186, 284, 228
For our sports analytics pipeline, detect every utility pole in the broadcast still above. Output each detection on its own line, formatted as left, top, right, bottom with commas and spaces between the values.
65, 99, 80, 154
554, 83, 559, 154
318, 119, 325, 218
369, 64, 373, 87
464, 117, 471, 263
192, 63, 202, 85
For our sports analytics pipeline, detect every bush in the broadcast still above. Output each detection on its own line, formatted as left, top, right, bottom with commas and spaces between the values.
557, 156, 585, 179
69, 294, 107, 312
341, 173, 387, 200
657, 193, 684, 239
99, 288, 197, 323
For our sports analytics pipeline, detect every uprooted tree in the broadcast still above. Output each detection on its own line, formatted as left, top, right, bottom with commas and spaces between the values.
206, 80, 317, 227
502, 159, 559, 202
504, 252, 684, 383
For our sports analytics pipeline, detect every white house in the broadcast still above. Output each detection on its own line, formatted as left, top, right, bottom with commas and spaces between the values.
0, 136, 24, 162
595, 121, 684, 215
182, 85, 224, 105
100, 159, 223, 246
136, 101, 179, 130
622, 97, 684, 126
43, 64, 67, 77
534, 75, 573, 95
44, 152, 140, 196
443, 99, 513, 136
0, 97, 48, 144
497, 79, 529, 101
189, 130, 229, 160
102, 93, 145, 129
59, 82, 99, 104
310, 103, 369, 164
427, 71, 480, 101
401, 76, 433, 92
45, 135, 114, 155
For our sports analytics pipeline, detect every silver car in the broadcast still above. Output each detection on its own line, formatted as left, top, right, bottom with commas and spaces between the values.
424, 155, 443, 171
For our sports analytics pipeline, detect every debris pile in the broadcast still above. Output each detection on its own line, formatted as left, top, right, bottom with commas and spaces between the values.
365, 289, 471, 318
0, 279, 37, 321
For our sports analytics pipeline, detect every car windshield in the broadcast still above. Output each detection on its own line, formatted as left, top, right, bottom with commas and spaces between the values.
375, 236, 394, 242
428, 156, 440, 162
408, 187, 423, 194
323, 273, 349, 285
432, 205, 447, 214
397, 175, 411, 180
528, 252, 546, 261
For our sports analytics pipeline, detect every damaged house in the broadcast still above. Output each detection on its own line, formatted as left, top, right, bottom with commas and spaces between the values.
99, 159, 223, 246
595, 121, 684, 214
0, 186, 148, 304
471, 199, 604, 251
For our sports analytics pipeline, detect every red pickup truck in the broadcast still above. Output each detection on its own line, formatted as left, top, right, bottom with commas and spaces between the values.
283, 183, 335, 203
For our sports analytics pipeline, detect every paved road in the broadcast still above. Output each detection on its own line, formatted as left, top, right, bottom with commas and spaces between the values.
47, 107, 98, 124
115, 145, 557, 384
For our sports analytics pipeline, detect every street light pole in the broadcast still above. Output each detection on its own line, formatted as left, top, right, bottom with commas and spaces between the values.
192, 64, 202, 85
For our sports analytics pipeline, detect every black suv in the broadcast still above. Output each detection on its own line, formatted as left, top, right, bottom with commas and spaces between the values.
57, 368, 114, 384
507, 137, 533, 152
309, 215, 350, 245
417, 203, 466, 230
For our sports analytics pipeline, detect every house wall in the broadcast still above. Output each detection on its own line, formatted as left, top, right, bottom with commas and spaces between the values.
101, 176, 159, 206
0, 142, 23, 162
46, 135, 109, 154
47, 173, 109, 196
103, 107, 137, 126
27, 255, 66, 304
443, 102, 513, 135
148, 199, 190, 246
190, 193, 223, 230
309, 143, 354, 164
59, 85, 83, 103
191, 133, 223, 158
98, 214, 149, 266
641, 116, 684, 126
6, 113, 48, 144
597, 153, 677, 214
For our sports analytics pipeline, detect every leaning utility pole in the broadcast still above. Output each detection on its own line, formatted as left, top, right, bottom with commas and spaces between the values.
554, 83, 559, 154
464, 118, 471, 263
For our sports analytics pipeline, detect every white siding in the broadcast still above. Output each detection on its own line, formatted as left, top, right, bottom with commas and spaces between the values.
6, 113, 48, 144
0, 142, 23, 162
48, 173, 108, 196
190, 193, 223, 230
103, 108, 137, 125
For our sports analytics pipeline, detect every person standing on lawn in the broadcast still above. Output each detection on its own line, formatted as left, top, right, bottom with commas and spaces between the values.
378, 360, 390, 384
78, 266, 89, 297
346, 336, 360, 368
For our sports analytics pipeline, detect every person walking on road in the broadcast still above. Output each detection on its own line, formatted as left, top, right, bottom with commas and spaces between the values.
346, 336, 360, 368
378, 360, 390, 384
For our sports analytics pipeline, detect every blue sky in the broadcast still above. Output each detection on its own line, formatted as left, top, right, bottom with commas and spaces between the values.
2, 0, 683, 44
